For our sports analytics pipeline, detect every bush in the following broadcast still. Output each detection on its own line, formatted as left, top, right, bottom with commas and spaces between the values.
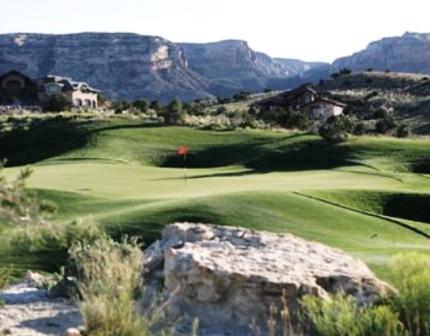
285, 111, 310, 130
390, 253, 430, 335
373, 107, 390, 119
163, 98, 184, 125
396, 125, 410, 138
0, 166, 56, 227
353, 122, 367, 135
233, 91, 251, 101
375, 116, 396, 134
0, 266, 12, 290
43, 94, 72, 112
111, 101, 131, 114
319, 116, 349, 144
302, 294, 407, 336
69, 235, 149, 336
132, 99, 150, 113
339, 68, 352, 76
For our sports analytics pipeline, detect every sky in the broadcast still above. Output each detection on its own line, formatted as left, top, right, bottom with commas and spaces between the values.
1, 0, 430, 62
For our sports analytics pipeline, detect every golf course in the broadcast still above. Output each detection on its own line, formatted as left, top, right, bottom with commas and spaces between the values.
2, 118, 430, 279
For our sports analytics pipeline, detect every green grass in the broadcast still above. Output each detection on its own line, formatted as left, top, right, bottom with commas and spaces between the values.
1, 119, 430, 280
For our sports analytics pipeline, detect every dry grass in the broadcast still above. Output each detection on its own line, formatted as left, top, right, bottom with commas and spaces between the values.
69, 235, 148, 336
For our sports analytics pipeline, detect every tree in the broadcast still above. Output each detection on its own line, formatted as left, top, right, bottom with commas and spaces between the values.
150, 100, 162, 111
111, 100, 131, 114
375, 115, 396, 134
132, 99, 150, 113
0, 165, 55, 226
339, 68, 352, 76
233, 91, 251, 101
163, 98, 183, 124
396, 124, 410, 138
319, 116, 349, 144
43, 94, 72, 112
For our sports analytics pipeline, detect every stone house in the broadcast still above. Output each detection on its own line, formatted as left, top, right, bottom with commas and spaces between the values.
0, 70, 38, 105
0, 70, 100, 109
259, 84, 346, 120
37, 75, 99, 109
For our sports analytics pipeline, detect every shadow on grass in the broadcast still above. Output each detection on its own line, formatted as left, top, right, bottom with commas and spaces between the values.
162, 136, 359, 173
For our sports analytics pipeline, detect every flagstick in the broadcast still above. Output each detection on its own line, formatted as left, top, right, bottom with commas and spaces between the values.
184, 153, 187, 187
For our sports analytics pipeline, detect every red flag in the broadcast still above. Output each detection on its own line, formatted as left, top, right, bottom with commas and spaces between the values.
177, 145, 188, 156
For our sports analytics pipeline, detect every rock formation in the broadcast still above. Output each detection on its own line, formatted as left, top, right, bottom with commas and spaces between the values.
180, 40, 329, 97
0, 33, 210, 102
144, 223, 389, 335
332, 32, 430, 74
0, 33, 327, 102
0, 272, 82, 336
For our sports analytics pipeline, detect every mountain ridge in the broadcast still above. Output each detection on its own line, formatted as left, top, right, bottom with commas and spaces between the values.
0, 32, 328, 101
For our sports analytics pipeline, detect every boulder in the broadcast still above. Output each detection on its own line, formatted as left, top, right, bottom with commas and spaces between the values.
143, 223, 390, 335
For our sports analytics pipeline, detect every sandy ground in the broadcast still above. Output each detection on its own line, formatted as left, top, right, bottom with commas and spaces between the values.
0, 283, 81, 336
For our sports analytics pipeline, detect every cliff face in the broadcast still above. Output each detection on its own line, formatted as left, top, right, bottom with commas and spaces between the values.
332, 32, 430, 74
0, 33, 328, 101
180, 40, 329, 97
0, 33, 210, 102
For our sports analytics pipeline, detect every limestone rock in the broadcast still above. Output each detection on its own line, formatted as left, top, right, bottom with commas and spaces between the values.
144, 223, 390, 335
0, 33, 327, 102
180, 40, 329, 97
0, 33, 210, 102
65, 328, 81, 336
332, 32, 430, 74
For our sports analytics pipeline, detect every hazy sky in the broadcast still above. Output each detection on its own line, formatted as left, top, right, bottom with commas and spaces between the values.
1, 0, 430, 62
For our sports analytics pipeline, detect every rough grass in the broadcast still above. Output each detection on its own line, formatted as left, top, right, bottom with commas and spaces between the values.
302, 295, 408, 336
69, 235, 149, 336
1, 120, 430, 279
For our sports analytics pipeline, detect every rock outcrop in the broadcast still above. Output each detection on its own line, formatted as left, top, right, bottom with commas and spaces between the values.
0, 273, 82, 336
0, 33, 327, 102
0, 33, 210, 102
180, 40, 329, 97
332, 32, 430, 74
144, 223, 389, 335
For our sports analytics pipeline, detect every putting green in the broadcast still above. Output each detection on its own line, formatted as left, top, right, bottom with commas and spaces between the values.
1, 122, 430, 279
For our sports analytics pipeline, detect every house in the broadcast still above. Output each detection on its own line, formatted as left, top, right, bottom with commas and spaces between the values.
259, 84, 346, 120
0, 70, 38, 105
37, 75, 99, 109
0, 70, 100, 109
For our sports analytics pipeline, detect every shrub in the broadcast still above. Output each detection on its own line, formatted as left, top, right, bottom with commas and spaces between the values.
69, 235, 149, 336
366, 91, 379, 99
0, 165, 56, 227
111, 101, 131, 114
396, 125, 410, 138
43, 94, 72, 112
233, 91, 251, 101
302, 294, 407, 336
132, 99, 150, 113
375, 116, 396, 134
339, 68, 352, 76
0, 266, 12, 290
319, 116, 349, 144
163, 98, 184, 125
285, 111, 310, 131
353, 122, 367, 135
373, 107, 390, 119
390, 253, 430, 335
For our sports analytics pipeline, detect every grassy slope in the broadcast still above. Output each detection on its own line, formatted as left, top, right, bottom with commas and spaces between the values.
2, 119, 430, 279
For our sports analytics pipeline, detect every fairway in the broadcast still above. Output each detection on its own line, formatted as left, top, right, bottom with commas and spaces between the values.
2, 121, 430, 279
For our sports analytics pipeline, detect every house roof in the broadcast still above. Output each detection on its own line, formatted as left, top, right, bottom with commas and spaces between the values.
279, 83, 317, 99
0, 70, 34, 83
39, 75, 100, 93
310, 97, 347, 108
